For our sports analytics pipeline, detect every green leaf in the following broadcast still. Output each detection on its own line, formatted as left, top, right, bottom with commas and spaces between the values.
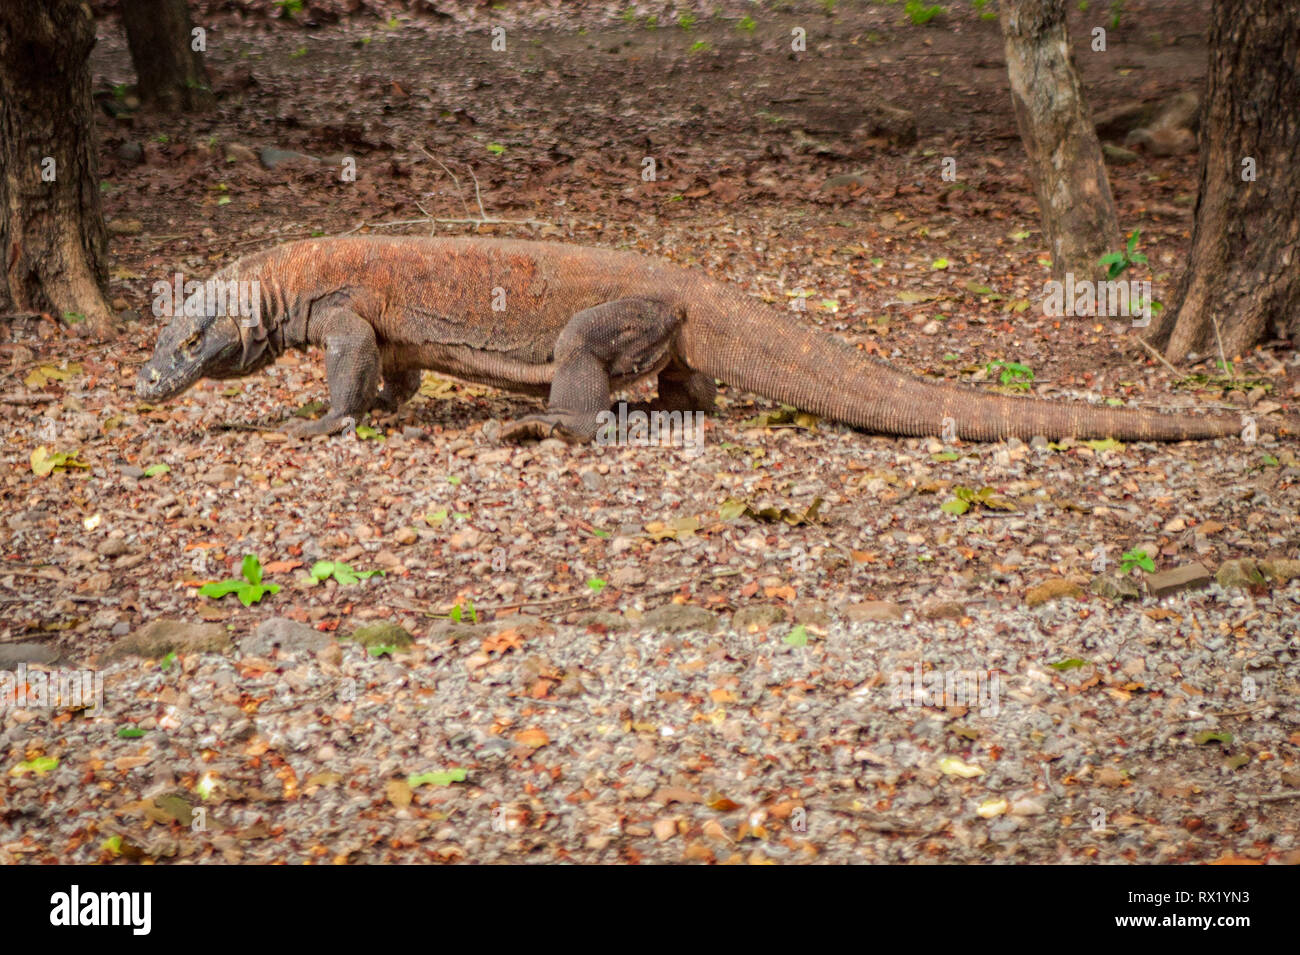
1048, 658, 1086, 671
931, 451, 960, 461
160, 651, 177, 671
12, 756, 60, 776
117, 727, 146, 739
1097, 252, 1125, 266
368, 644, 397, 657
783, 624, 810, 647
142, 463, 170, 478
485, 143, 506, 155
587, 577, 607, 593
931, 257, 949, 270
408, 768, 467, 788
354, 424, 384, 440
310, 560, 336, 581
719, 498, 748, 520
199, 579, 244, 599
1194, 731, 1233, 745
1085, 438, 1123, 452
241, 554, 262, 585
941, 497, 970, 515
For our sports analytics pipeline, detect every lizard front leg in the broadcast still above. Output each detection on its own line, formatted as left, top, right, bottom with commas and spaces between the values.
501, 298, 682, 443
287, 306, 381, 437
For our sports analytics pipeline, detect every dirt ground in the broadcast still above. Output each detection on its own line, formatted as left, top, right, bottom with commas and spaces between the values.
2, 1, 1298, 864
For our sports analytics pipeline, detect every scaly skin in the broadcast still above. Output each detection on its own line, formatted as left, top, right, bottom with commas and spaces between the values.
136, 235, 1254, 442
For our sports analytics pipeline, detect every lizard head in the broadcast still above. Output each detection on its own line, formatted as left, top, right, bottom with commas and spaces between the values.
135, 269, 270, 400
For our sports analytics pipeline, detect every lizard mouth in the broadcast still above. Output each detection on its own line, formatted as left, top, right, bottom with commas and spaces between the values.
135, 360, 205, 400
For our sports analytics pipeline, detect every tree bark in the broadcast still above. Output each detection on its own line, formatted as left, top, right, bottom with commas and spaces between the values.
1000, 0, 1121, 282
121, 0, 215, 113
1145, 0, 1300, 363
0, 0, 113, 336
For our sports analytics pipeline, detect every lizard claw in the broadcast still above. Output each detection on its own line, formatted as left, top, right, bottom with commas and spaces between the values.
500, 413, 592, 444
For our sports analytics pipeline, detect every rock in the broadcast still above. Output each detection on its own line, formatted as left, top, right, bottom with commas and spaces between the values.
347, 622, 414, 649
1125, 127, 1195, 156
1216, 558, 1266, 590
842, 600, 904, 622
393, 526, 418, 546
641, 603, 720, 633
428, 620, 494, 642
0, 643, 58, 667
1258, 558, 1300, 584
1101, 144, 1139, 165
107, 218, 143, 235
223, 143, 258, 163
919, 598, 965, 621
259, 146, 318, 170
1150, 90, 1200, 132
115, 141, 144, 164
576, 611, 629, 632
611, 566, 646, 589
1010, 797, 1046, 817
97, 537, 131, 557
1145, 562, 1211, 597
203, 464, 239, 484
792, 600, 831, 628
104, 620, 231, 660
732, 605, 786, 632
1090, 573, 1141, 601
921, 320, 941, 335
243, 617, 332, 657
1025, 577, 1082, 607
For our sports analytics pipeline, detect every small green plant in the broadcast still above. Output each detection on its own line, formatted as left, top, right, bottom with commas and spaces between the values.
485, 143, 506, 155
905, 0, 943, 24
644, 14, 658, 28
738, 15, 757, 32
290, 46, 308, 59
309, 561, 384, 586
587, 577, 607, 594
200, 555, 280, 606
1098, 229, 1147, 280
820, 0, 837, 14
276, 0, 304, 15
445, 599, 478, 624
621, 6, 638, 22
678, 12, 696, 30
972, 0, 997, 19
985, 360, 1034, 391
690, 40, 711, 52
1119, 549, 1155, 574
1109, 0, 1124, 29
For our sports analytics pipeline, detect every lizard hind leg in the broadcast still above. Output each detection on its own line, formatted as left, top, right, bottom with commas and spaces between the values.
501, 298, 683, 443
373, 367, 421, 413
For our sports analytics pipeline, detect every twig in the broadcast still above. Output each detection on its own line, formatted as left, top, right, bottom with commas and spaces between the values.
418, 146, 474, 220
1211, 315, 1234, 380
1255, 791, 1300, 803
0, 394, 56, 405
1137, 337, 1184, 378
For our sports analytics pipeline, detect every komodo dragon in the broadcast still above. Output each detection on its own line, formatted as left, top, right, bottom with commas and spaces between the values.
136, 235, 1248, 442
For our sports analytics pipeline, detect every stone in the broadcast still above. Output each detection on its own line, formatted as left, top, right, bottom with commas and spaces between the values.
918, 598, 965, 621
1145, 562, 1211, 597
242, 617, 332, 657
259, 146, 318, 170
347, 622, 414, 649
842, 601, 904, 622
1025, 577, 1082, 607
1090, 573, 1141, 601
0, 643, 58, 667
104, 620, 231, 660
641, 603, 720, 633
732, 605, 786, 632
1101, 144, 1139, 165
1216, 558, 1266, 590
1259, 558, 1300, 584
223, 143, 258, 163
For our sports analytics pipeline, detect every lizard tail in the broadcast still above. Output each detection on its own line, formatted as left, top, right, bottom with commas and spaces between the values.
685, 290, 1246, 442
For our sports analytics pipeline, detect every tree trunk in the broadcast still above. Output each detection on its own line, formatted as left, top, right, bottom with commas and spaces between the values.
1145, 0, 1300, 363
0, 0, 113, 336
1000, 0, 1121, 282
121, 0, 215, 112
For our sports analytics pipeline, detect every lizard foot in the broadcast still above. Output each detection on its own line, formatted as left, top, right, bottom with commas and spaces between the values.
282, 414, 357, 438
500, 413, 592, 444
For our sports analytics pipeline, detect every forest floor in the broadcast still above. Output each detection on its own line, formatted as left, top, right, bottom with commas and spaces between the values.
3, 0, 1299, 864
